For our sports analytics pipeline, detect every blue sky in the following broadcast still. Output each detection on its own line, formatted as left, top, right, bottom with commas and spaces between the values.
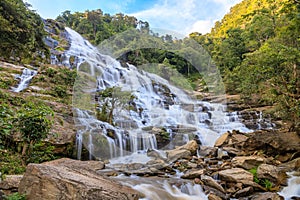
25, 0, 242, 35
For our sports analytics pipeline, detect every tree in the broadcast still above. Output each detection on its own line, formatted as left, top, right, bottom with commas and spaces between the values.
16, 102, 54, 156
96, 87, 134, 125
0, 0, 48, 63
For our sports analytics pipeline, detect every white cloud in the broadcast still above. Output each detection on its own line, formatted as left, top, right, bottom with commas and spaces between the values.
189, 20, 214, 34
129, 0, 242, 36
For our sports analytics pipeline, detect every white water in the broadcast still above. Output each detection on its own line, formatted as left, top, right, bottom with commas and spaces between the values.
65, 27, 250, 161
279, 172, 300, 200
12, 68, 37, 92
63, 27, 259, 199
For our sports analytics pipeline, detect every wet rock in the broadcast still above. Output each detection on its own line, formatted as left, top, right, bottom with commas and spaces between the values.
201, 175, 225, 193
232, 156, 266, 170
257, 164, 287, 185
18, 158, 139, 200
217, 148, 230, 159
218, 168, 253, 183
181, 169, 206, 179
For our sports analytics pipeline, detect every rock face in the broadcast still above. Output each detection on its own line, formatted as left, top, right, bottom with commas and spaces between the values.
18, 158, 140, 200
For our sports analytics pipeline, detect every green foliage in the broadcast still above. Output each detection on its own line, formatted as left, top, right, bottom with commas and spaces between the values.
0, 0, 49, 63
96, 87, 134, 125
0, 151, 26, 175
249, 167, 273, 190
26, 142, 57, 164
262, 179, 273, 190
56, 9, 141, 45
190, 0, 300, 126
4, 192, 26, 200
16, 101, 54, 144
0, 104, 13, 149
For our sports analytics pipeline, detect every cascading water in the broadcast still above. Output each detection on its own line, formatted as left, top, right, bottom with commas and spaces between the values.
63, 27, 259, 199
65, 27, 251, 160
12, 68, 37, 92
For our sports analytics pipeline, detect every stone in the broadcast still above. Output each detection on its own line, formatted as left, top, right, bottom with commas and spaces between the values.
279, 158, 300, 172
244, 130, 300, 156
181, 169, 206, 179
198, 146, 217, 157
257, 164, 287, 185
218, 168, 253, 183
0, 175, 23, 195
222, 147, 243, 156
250, 192, 284, 200
232, 134, 248, 145
232, 156, 266, 170
166, 149, 191, 162
201, 175, 225, 193
176, 140, 199, 155
214, 132, 230, 147
18, 158, 140, 200
217, 148, 230, 159
208, 193, 223, 200
166, 140, 199, 162
234, 186, 253, 198
203, 185, 227, 199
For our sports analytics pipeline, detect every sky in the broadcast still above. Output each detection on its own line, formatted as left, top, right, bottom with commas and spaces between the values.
25, 0, 242, 36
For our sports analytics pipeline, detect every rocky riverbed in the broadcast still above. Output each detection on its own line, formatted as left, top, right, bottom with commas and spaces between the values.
1, 129, 299, 200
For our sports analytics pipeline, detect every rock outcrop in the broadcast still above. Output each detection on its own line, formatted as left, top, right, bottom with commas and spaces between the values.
18, 158, 140, 200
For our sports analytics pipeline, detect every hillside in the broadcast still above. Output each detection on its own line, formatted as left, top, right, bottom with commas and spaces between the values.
190, 0, 300, 130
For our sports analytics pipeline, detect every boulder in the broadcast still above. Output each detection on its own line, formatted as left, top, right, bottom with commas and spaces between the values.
201, 175, 225, 193
257, 164, 287, 185
234, 186, 253, 198
278, 158, 300, 172
18, 158, 140, 200
198, 146, 217, 157
232, 156, 266, 170
166, 140, 198, 162
214, 132, 230, 147
166, 149, 191, 162
181, 169, 206, 179
218, 168, 253, 183
176, 140, 199, 155
250, 192, 284, 200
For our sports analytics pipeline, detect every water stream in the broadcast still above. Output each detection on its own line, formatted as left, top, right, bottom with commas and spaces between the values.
63, 27, 298, 200
12, 68, 37, 92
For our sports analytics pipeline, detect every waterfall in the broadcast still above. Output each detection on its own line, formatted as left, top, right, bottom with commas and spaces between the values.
64, 27, 251, 160
12, 68, 37, 92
